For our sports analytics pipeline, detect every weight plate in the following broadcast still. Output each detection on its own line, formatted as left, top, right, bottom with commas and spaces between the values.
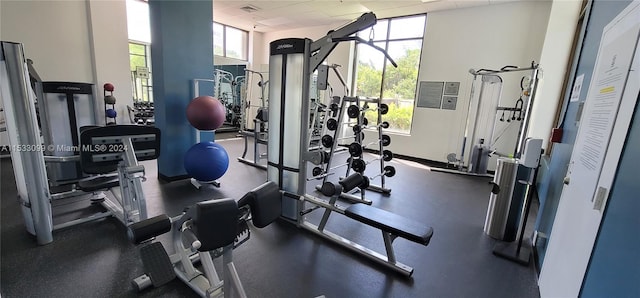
347, 105, 360, 118
312, 167, 323, 177
351, 159, 366, 173
327, 118, 338, 131
382, 150, 393, 162
384, 165, 396, 177
379, 103, 389, 115
348, 143, 362, 157
321, 135, 334, 148
381, 134, 391, 146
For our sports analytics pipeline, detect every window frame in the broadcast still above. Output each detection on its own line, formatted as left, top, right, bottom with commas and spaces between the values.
213, 22, 249, 61
351, 14, 427, 135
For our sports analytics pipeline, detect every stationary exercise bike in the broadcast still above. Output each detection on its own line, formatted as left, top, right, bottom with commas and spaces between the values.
128, 181, 281, 298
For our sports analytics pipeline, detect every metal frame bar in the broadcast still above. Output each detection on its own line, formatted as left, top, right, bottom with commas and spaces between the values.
267, 13, 416, 277
300, 222, 413, 276
300, 194, 413, 276
133, 214, 248, 298
1, 41, 53, 244
238, 127, 267, 170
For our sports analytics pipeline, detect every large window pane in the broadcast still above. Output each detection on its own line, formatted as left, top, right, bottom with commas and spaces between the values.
129, 43, 145, 56
126, 0, 150, 43
382, 40, 421, 100
355, 42, 385, 98
389, 15, 426, 40
353, 14, 425, 134
380, 40, 421, 132
357, 19, 388, 41
225, 26, 248, 60
213, 22, 224, 56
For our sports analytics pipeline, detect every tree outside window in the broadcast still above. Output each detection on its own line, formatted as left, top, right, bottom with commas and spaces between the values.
354, 15, 426, 134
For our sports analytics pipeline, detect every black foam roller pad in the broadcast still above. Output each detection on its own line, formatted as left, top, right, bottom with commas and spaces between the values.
128, 214, 171, 244
339, 173, 364, 192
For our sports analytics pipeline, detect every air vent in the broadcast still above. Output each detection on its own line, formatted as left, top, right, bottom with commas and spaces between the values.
240, 5, 259, 13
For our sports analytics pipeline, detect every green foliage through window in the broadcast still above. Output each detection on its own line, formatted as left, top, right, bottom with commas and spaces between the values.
354, 15, 425, 134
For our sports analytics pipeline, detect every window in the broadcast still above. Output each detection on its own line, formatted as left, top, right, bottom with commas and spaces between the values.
213, 22, 249, 61
129, 42, 153, 102
126, 0, 152, 102
353, 15, 426, 134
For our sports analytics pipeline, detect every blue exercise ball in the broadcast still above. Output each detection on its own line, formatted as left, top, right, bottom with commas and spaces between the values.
184, 141, 229, 182
106, 108, 117, 118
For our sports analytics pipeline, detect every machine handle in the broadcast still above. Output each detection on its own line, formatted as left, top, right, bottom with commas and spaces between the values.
331, 36, 398, 68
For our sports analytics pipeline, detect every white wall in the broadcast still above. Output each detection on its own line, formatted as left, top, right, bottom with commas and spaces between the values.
0, 0, 134, 124
262, 24, 354, 99
254, 1, 557, 164
528, 0, 582, 151
1, 1, 94, 82
87, 0, 134, 124
214, 55, 249, 66
369, 1, 553, 163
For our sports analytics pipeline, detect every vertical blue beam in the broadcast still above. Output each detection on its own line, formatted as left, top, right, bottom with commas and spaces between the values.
149, 0, 213, 180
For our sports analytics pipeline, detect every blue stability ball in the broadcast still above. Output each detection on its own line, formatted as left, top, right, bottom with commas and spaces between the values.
106, 108, 117, 118
184, 141, 229, 182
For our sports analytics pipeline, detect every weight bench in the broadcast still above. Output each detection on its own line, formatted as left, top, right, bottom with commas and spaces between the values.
300, 173, 433, 276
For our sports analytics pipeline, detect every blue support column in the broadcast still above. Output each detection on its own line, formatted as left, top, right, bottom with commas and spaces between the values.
149, 0, 213, 181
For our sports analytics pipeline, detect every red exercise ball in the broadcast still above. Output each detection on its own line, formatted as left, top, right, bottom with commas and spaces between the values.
186, 96, 226, 130
104, 83, 115, 92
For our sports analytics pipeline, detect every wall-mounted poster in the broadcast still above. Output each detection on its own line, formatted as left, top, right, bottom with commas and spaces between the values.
417, 81, 444, 109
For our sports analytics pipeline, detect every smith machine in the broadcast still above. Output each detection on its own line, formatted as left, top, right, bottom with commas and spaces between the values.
267, 12, 433, 276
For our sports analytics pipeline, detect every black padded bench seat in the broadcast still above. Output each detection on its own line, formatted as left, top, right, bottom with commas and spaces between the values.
78, 175, 120, 192
345, 204, 433, 246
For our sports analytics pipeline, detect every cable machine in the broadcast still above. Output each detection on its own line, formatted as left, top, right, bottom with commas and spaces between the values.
447, 62, 542, 175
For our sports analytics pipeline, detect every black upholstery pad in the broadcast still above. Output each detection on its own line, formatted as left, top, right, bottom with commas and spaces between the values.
345, 204, 433, 245
192, 198, 239, 251
77, 175, 120, 192
239, 181, 281, 228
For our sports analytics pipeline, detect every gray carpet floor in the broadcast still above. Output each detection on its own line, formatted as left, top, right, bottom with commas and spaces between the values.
0, 137, 540, 298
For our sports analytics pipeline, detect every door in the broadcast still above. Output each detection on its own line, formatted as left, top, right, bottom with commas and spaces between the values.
538, 2, 640, 297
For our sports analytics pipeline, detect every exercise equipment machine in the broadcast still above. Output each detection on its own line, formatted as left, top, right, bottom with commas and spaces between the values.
36, 81, 101, 185
237, 69, 268, 170
338, 96, 394, 195
2, 42, 162, 244
213, 69, 242, 132
446, 62, 541, 176
129, 181, 281, 297
267, 13, 433, 276
300, 173, 432, 276
76, 125, 160, 227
